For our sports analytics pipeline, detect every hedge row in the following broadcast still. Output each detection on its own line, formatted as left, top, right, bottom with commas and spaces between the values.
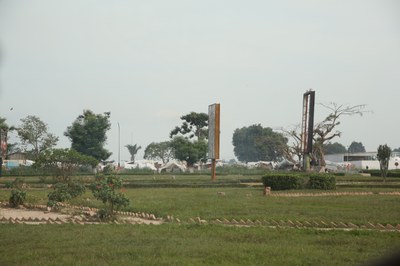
261, 173, 336, 190
362, 170, 400, 178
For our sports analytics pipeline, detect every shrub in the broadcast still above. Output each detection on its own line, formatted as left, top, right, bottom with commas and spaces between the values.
261, 173, 306, 190
47, 181, 86, 207
9, 189, 26, 207
307, 174, 336, 190
90, 174, 130, 219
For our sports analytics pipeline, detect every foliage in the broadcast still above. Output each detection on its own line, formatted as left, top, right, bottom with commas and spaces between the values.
393, 147, 400, 152
307, 174, 336, 190
17, 115, 59, 159
377, 144, 392, 182
324, 142, 347, 154
125, 144, 141, 162
47, 182, 86, 207
312, 103, 367, 168
143, 141, 174, 163
348, 141, 366, 153
64, 110, 112, 161
261, 173, 306, 190
170, 136, 207, 167
9, 189, 26, 207
170, 112, 208, 140
7, 177, 26, 207
34, 148, 98, 182
262, 173, 336, 190
232, 124, 288, 162
364, 170, 400, 178
90, 174, 130, 219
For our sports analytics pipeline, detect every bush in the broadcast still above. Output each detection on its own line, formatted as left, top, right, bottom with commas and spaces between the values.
90, 174, 130, 219
307, 174, 336, 190
363, 170, 400, 178
9, 189, 26, 207
47, 182, 86, 207
261, 173, 306, 190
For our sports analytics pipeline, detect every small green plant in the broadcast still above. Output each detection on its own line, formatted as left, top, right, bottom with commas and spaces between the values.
9, 189, 26, 207
47, 182, 86, 207
90, 174, 130, 220
8, 178, 26, 207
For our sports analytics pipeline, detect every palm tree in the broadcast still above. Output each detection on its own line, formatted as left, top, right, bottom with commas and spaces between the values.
126, 144, 141, 163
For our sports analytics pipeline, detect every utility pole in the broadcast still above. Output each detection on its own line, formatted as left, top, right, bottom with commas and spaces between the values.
117, 122, 120, 168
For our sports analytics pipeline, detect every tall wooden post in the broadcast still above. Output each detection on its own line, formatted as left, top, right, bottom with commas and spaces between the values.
208, 103, 220, 181
301, 90, 315, 171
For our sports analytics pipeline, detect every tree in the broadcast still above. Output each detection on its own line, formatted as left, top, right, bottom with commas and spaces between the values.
125, 144, 141, 162
313, 103, 367, 169
348, 141, 366, 153
64, 110, 111, 161
170, 112, 208, 140
377, 144, 391, 183
170, 136, 207, 167
34, 148, 99, 207
17, 115, 58, 159
143, 141, 174, 163
169, 111, 208, 167
0, 117, 16, 160
34, 148, 99, 182
324, 142, 347, 155
393, 147, 400, 152
278, 125, 303, 162
232, 124, 288, 162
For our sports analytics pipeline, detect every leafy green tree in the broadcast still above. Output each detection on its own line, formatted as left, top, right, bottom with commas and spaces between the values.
377, 144, 391, 183
348, 141, 366, 153
232, 124, 288, 162
64, 110, 111, 161
125, 144, 141, 162
392, 147, 400, 152
34, 148, 98, 206
324, 142, 347, 155
143, 141, 173, 163
17, 115, 58, 159
90, 174, 130, 219
34, 148, 98, 182
170, 136, 207, 167
170, 112, 208, 140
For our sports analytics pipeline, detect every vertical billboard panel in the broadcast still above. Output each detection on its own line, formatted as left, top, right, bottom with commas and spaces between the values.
208, 103, 220, 159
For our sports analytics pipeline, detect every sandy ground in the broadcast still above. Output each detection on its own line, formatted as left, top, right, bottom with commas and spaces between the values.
0, 207, 71, 220
0, 207, 163, 225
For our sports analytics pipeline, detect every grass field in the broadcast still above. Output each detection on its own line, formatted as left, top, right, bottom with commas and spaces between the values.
0, 173, 399, 265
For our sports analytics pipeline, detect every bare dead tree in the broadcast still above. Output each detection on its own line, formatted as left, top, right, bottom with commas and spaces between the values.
313, 103, 368, 169
278, 125, 303, 162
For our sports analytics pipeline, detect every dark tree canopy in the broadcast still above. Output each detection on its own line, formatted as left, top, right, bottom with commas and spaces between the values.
170, 112, 208, 140
348, 141, 366, 153
143, 141, 173, 163
170, 136, 207, 167
232, 124, 288, 162
324, 142, 347, 155
64, 110, 111, 161
377, 144, 391, 182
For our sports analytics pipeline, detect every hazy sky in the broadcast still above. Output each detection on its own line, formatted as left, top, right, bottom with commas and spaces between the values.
1, 0, 399, 161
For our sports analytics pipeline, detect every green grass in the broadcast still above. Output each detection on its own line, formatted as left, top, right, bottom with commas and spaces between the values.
0, 174, 400, 265
0, 224, 398, 266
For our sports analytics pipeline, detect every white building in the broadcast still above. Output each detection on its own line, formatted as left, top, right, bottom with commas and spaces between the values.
325, 152, 400, 170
